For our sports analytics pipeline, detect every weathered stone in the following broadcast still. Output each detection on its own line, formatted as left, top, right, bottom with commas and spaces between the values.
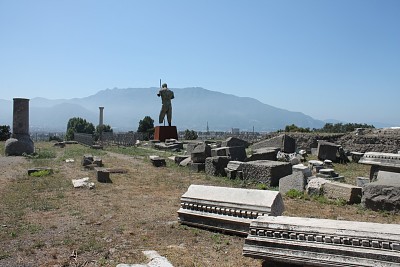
227, 160, 244, 171
323, 181, 362, 204
221, 137, 249, 148
226, 146, 247, 161
95, 167, 112, 183
82, 154, 94, 166
317, 141, 339, 162
351, 152, 364, 163
189, 162, 205, 172
205, 156, 230, 176
179, 157, 191, 167
191, 143, 211, 163
211, 147, 228, 157
226, 169, 242, 179
292, 164, 312, 178
178, 184, 284, 235
246, 148, 277, 162
5, 137, 34, 156
174, 155, 190, 165
356, 177, 370, 187
186, 142, 202, 155
117, 250, 174, 267
92, 156, 103, 167
252, 134, 296, 153
306, 177, 329, 196
279, 172, 307, 195
362, 171, 400, 211
241, 160, 292, 186
149, 155, 166, 167
244, 215, 400, 266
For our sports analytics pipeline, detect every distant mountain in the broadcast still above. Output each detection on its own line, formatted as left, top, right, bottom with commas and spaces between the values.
1, 87, 329, 132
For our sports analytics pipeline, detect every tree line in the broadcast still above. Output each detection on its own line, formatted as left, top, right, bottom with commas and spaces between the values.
282, 122, 375, 133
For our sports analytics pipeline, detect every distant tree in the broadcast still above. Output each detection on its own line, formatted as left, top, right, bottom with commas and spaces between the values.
0, 125, 11, 141
184, 129, 198, 140
284, 124, 311, 133
137, 116, 154, 140
95, 124, 113, 141
317, 123, 375, 133
65, 117, 96, 140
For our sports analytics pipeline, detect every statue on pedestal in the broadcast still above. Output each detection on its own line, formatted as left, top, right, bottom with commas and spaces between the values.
157, 83, 174, 126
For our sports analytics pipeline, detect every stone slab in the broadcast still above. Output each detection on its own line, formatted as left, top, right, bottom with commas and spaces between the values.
178, 184, 284, 235
252, 134, 295, 153
227, 160, 244, 171
244, 215, 400, 267
246, 148, 277, 162
359, 152, 400, 169
241, 160, 292, 186
149, 156, 166, 167
322, 181, 362, 204
174, 155, 190, 165
211, 147, 228, 157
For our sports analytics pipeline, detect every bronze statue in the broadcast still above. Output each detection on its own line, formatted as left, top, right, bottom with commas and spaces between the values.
157, 83, 174, 126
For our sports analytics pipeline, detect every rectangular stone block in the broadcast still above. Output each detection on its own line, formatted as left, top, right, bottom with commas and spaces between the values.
205, 156, 230, 176
322, 181, 362, 204
189, 162, 205, 172
95, 167, 112, 183
244, 215, 400, 266
317, 141, 339, 161
279, 172, 307, 195
226, 146, 247, 161
211, 147, 228, 157
178, 185, 284, 235
246, 147, 278, 161
149, 155, 166, 167
241, 160, 292, 186
292, 164, 312, 178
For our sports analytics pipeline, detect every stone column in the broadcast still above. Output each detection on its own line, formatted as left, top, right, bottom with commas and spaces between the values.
98, 107, 104, 142
99, 107, 104, 127
5, 98, 34, 156
12, 98, 30, 138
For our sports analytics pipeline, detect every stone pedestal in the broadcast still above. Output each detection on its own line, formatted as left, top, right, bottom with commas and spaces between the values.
154, 126, 178, 142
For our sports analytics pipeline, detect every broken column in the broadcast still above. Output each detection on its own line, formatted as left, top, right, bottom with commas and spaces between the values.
5, 98, 34, 156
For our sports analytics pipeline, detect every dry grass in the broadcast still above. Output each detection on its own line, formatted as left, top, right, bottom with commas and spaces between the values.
0, 142, 399, 267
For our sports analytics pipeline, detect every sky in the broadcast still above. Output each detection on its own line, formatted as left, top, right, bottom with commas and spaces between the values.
1, 0, 399, 125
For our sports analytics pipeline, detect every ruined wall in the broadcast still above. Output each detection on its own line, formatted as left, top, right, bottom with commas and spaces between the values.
263, 129, 400, 153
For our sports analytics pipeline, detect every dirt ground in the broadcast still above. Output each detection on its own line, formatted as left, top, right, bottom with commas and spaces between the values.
1, 142, 400, 267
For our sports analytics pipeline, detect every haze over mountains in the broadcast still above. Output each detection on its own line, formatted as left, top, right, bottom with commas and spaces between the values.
0, 87, 391, 132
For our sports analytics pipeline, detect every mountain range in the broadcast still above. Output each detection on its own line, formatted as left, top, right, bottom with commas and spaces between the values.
0, 87, 391, 132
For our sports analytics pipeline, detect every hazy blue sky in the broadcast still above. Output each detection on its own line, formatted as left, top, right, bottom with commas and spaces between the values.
1, 0, 399, 125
